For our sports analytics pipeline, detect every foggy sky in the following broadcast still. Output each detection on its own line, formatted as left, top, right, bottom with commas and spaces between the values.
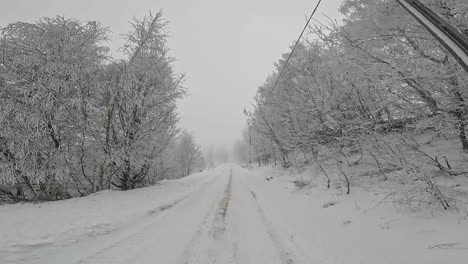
0, 0, 343, 150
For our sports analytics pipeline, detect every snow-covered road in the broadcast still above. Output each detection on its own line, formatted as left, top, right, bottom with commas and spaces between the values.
1, 165, 467, 264
1, 166, 304, 264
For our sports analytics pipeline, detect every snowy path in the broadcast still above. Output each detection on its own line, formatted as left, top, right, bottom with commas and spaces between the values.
1, 165, 467, 264
1, 167, 305, 264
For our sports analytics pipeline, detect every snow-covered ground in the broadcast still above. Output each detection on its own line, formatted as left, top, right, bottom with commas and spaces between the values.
1, 164, 467, 264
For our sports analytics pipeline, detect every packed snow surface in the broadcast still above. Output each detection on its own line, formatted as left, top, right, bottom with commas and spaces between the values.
1, 165, 467, 263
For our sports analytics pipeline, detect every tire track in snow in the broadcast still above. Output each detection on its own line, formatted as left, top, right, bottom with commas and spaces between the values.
75, 176, 220, 264
76, 194, 193, 263
3, 186, 202, 264
214, 170, 232, 238
247, 187, 302, 264
179, 171, 237, 264
178, 189, 223, 263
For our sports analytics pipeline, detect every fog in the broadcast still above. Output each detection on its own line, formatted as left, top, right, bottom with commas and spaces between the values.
3, 2, 468, 263
0, 0, 342, 149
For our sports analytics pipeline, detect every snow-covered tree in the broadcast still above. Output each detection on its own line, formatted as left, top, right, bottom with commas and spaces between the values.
0, 10, 186, 200
175, 131, 203, 177
0, 17, 108, 199
245, 0, 468, 197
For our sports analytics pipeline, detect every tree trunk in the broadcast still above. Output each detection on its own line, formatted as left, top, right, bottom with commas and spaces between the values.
449, 77, 468, 152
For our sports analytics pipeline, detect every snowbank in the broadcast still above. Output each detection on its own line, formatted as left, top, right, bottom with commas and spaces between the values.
241, 165, 468, 263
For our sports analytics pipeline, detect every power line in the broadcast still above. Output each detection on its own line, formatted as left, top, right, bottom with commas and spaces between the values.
264, 0, 323, 105
396, 0, 468, 73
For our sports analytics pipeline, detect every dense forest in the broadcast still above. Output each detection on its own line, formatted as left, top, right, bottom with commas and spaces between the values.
0, 11, 204, 202
238, 0, 468, 208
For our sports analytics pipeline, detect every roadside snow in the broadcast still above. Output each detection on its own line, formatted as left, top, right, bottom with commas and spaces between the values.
241, 166, 468, 264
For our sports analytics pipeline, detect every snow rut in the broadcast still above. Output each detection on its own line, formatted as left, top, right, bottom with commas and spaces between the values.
247, 187, 303, 264
71, 176, 221, 264
180, 170, 237, 264
76, 190, 203, 264
1, 190, 197, 264
146, 192, 193, 216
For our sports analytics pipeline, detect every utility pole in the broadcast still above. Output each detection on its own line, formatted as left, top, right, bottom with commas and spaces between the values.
396, 0, 468, 73
248, 124, 252, 170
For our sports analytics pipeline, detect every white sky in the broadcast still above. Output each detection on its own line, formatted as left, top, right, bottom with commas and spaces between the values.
0, 0, 343, 149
